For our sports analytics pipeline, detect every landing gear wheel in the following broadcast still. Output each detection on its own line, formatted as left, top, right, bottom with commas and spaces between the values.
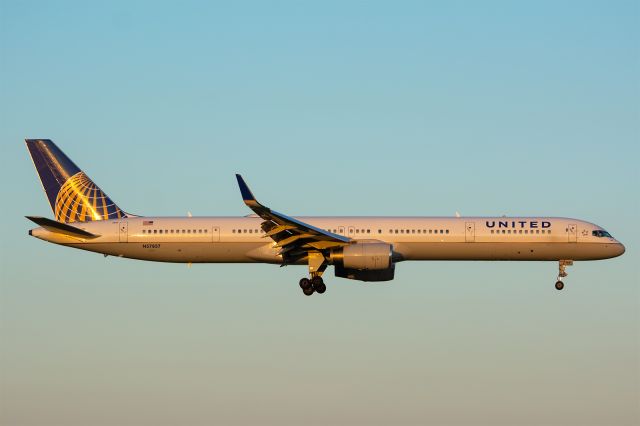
555, 281, 564, 291
302, 286, 315, 296
311, 277, 326, 294
299, 278, 311, 290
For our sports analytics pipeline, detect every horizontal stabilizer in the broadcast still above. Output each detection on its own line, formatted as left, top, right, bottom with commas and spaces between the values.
26, 216, 100, 239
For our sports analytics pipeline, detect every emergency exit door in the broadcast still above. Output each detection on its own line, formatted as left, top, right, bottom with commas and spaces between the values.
568, 223, 577, 243
119, 221, 128, 242
465, 222, 475, 242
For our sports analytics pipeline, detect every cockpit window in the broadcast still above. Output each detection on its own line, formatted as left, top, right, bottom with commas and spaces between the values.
592, 230, 613, 238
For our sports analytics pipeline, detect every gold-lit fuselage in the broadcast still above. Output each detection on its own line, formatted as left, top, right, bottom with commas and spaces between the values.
29, 216, 625, 264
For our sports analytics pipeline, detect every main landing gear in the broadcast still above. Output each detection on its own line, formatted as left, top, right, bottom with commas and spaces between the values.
299, 251, 328, 296
299, 276, 326, 296
555, 260, 573, 291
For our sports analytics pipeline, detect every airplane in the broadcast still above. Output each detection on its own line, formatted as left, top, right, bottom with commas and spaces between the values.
25, 139, 625, 295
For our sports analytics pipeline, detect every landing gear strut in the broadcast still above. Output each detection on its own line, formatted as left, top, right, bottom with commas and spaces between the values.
555, 260, 573, 291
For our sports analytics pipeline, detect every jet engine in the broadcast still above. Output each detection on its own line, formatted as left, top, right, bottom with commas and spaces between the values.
330, 242, 395, 282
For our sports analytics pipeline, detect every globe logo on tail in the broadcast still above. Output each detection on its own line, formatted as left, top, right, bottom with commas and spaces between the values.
55, 172, 125, 223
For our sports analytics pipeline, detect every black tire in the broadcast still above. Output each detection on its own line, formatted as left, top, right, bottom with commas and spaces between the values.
303, 286, 315, 296
555, 281, 564, 290
314, 282, 327, 294
299, 278, 311, 290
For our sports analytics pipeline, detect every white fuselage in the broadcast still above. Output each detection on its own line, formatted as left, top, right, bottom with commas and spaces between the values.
30, 216, 625, 264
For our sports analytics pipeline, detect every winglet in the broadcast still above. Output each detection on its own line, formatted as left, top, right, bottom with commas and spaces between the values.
235, 174, 260, 208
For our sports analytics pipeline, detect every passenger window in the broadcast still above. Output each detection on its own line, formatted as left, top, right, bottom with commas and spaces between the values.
446, 230, 449, 234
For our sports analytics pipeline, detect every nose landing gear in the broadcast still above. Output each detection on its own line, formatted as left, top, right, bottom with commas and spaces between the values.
555, 260, 573, 290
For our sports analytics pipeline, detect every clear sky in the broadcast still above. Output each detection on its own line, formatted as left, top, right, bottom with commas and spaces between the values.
1, 1, 638, 425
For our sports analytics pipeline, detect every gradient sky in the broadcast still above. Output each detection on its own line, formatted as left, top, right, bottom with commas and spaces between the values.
1, 1, 638, 425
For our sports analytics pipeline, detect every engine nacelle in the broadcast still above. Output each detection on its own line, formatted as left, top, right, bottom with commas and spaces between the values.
330, 242, 395, 282
334, 242, 392, 270
334, 263, 395, 282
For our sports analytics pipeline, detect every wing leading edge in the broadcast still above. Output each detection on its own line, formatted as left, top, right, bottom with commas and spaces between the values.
235, 174, 350, 263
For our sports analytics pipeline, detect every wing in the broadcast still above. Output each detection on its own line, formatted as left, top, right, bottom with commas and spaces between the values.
235, 174, 350, 264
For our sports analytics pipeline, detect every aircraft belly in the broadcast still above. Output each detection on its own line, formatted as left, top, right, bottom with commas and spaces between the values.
66, 241, 614, 264
68, 242, 268, 263
396, 242, 612, 261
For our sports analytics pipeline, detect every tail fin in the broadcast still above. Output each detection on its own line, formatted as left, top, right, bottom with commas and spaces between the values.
25, 139, 127, 223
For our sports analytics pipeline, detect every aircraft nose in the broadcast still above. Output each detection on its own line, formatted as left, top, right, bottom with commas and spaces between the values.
613, 242, 625, 257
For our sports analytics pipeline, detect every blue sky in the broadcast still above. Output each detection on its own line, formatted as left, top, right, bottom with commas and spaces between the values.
1, 1, 638, 425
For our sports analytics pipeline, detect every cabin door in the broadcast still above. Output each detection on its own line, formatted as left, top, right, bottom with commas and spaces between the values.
211, 226, 220, 242
119, 221, 128, 242
568, 223, 577, 243
465, 222, 475, 242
